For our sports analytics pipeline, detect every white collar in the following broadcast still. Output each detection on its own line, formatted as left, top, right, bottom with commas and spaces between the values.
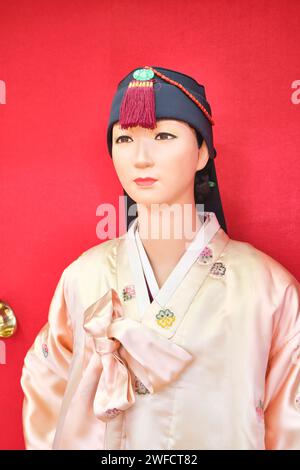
134, 223, 160, 299
126, 212, 220, 318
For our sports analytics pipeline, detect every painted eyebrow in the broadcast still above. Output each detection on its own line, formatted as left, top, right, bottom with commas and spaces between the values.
114, 123, 178, 133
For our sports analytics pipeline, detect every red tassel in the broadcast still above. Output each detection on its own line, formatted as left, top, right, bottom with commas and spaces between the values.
119, 79, 156, 129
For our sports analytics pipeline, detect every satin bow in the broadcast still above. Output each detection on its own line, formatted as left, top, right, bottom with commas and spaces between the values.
82, 288, 193, 422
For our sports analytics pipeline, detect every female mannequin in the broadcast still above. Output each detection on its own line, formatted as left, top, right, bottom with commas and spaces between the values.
21, 66, 300, 450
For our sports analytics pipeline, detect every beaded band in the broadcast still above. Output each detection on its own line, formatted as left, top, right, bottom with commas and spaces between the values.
143, 65, 215, 125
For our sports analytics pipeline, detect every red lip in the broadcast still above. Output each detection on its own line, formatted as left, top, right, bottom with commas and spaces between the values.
134, 177, 157, 186
134, 177, 157, 182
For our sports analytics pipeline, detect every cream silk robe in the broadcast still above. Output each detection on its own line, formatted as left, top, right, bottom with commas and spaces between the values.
20, 212, 300, 450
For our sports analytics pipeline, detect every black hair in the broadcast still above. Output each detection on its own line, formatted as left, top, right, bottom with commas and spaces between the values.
194, 130, 213, 204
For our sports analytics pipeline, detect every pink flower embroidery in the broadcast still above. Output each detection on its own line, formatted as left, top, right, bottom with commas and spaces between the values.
197, 246, 213, 265
122, 285, 136, 302
42, 343, 48, 358
255, 399, 264, 422
104, 408, 122, 419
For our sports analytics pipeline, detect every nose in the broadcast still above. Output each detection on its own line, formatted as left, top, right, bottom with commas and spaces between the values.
134, 140, 154, 168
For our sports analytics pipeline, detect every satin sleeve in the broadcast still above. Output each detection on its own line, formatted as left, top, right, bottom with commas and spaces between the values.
20, 268, 74, 450
264, 281, 300, 450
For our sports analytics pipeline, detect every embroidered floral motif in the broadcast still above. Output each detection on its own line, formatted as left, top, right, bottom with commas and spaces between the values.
134, 376, 150, 395
209, 261, 226, 279
197, 246, 213, 265
122, 284, 136, 302
42, 343, 48, 358
255, 399, 264, 422
104, 408, 122, 419
156, 308, 176, 329
295, 394, 300, 412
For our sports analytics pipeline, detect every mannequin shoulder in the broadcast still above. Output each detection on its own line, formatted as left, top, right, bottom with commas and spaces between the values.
76, 236, 121, 263
223, 237, 299, 291
61, 236, 123, 284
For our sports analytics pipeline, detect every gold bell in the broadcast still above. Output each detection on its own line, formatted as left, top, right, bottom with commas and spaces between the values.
0, 300, 17, 338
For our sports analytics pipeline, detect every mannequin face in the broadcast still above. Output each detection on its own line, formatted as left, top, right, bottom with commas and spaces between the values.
112, 119, 209, 206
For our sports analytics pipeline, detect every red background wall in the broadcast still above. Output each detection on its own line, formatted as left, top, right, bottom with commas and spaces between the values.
0, 0, 299, 450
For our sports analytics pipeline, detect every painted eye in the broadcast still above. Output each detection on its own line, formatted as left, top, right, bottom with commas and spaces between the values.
115, 135, 132, 144
156, 133, 175, 140
115, 132, 175, 143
